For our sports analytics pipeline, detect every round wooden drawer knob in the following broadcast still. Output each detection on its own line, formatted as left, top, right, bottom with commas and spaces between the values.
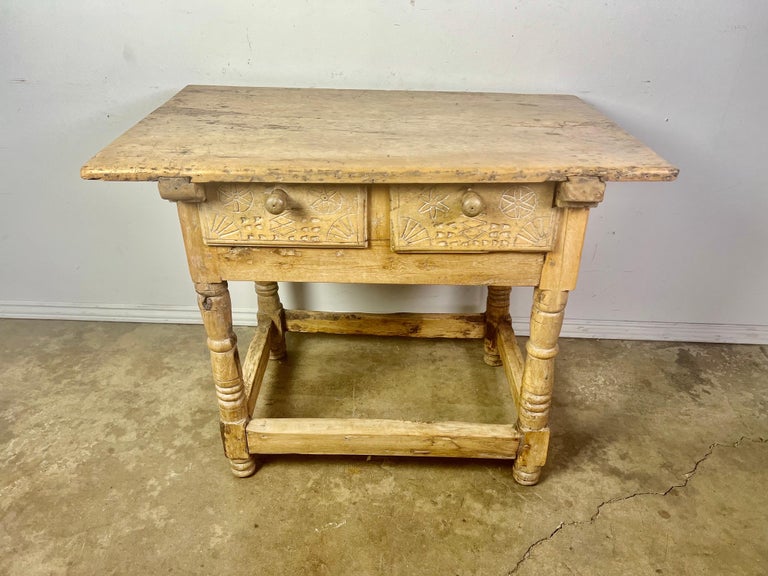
265, 188, 289, 215
461, 190, 485, 217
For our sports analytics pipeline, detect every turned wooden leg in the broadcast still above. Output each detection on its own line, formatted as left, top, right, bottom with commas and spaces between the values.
484, 286, 512, 366
255, 281, 287, 360
512, 288, 569, 485
196, 281, 257, 477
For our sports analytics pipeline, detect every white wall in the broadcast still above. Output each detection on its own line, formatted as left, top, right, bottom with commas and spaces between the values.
1, 1, 766, 343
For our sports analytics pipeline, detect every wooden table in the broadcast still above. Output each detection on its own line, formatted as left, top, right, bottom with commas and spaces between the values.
82, 85, 677, 484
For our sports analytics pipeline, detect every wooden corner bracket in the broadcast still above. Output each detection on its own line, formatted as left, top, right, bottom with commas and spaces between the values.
158, 177, 206, 203
555, 176, 605, 208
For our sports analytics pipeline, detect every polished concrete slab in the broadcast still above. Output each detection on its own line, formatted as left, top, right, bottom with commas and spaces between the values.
1, 319, 766, 575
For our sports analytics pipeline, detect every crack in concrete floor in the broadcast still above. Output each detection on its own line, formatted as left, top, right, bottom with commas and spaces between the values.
507, 436, 768, 575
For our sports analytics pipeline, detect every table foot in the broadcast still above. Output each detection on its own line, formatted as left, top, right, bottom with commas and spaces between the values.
229, 456, 259, 478
512, 462, 541, 485
483, 286, 512, 366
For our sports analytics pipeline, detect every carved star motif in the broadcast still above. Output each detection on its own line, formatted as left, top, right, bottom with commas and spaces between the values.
418, 189, 450, 222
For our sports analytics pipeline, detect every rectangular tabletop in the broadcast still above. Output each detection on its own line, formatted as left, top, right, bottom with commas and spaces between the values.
81, 85, 677, 184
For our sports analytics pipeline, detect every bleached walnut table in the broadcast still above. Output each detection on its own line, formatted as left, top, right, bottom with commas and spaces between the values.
82, 85, 677, 485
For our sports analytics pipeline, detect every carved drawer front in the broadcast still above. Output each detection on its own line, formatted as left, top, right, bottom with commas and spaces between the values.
199, 183, 367, 247
390, 183, 557, 253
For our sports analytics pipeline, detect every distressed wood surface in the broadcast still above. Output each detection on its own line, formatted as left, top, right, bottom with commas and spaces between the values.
555, 176, 605, 208
241, 322, 272, 417
175, 200, 222, 283
513, 288, 569, 485
483, 286, 512, 366
82, 85, 678, 184
538, 207, 590, 291
175, 190, 546, 286
515, 429, 551, 471
284, 310, 486, 339
195, 281, 257, 477
391, 183, 557, 253
214, 240, 546, 286
83, 86, 679, 485
199, 183, 368, 247
255, 282, 287, 359
158, 177, 205, 202
246, 418, 521, 459
497, 323, 524, 403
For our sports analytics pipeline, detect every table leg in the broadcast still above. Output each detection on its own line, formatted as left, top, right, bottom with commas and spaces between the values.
195, 281, 258, 477
255, 281, 287, 360
483, 286, 512, 366
512, 288, 568, 485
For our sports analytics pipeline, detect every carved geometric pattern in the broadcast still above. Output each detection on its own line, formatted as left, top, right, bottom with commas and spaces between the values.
499, 186, 537, 219
217, 184, 254, 212
199, 184, 367, 247
456, 219, 489, 241
308, 188, 344, 215
515, 217, 554, 247
209, 214, 240, 239
399, 217, 431, 245
417, 188, 450, 223
391, 183, 556, 252
237, 215, 265, 240
269, 213, 297, 237
327, 214, 358, 242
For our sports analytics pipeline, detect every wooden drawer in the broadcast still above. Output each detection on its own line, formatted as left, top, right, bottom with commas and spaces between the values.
390, 183, 558, 252
199, 183, 367, 247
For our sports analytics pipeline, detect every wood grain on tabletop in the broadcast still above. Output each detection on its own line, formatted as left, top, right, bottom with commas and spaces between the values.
81, 85, 678, 184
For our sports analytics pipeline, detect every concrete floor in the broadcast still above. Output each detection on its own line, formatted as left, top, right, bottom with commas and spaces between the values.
1, 319, 766, 575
